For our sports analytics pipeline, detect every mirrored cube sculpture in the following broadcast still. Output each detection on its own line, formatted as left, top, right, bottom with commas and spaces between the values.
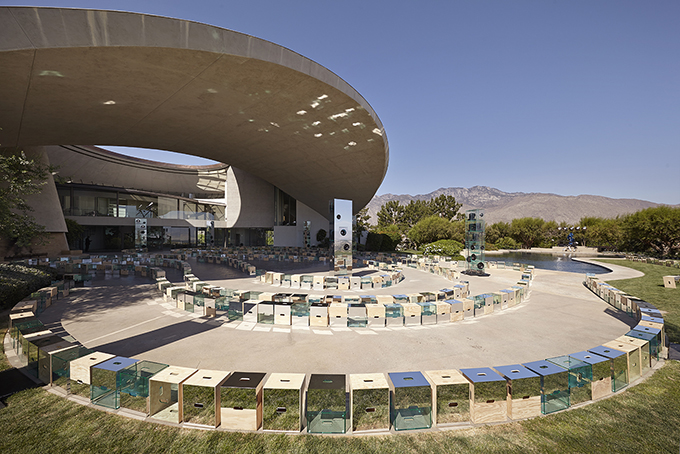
350, 276, 361, 290
493, 292, 505, 311
68, 351, 115, 398
360, 276, 373, 289
291, 300, 310, 326
501, 289, 515, 307
350, 373, 390, 431
17, 329, 51, 366
615, 335, 651, 374
603, 340, 641, 382
493, 365, 541, 419
418, 302, 437, 325
424, 370, 470, 424
301, 275, 313, 290
446, 300, 465, 321
546, 355, 592, 405
25, 334, 63, 378
257, 302, 274, 324
384, 302, 404, 326
243, 300, 259, 324
523, 360, 570, 414
309, 302, 329, 327
227, 300, 243, 321
402, 302, 421, 326
388, 371, 432, 430
91, 356, 139, 409
435, 301, 451, 324
568, 351, 612, 400
348, 302, 368, 328
626, 330, 660, 363
461, 367, 508, 423
37, 339, 76, 385
307, 374, 348, 434
34, 336, 74, 382
263, 373, 305, 431
149, 366, 197, 423
118, 360, 169, 414
274, 301, 292, 325
329, 302, 348, 327
634, 323, 665, 356
182, 369, 230, 427
220, 372, 266, 430
50, 346, 93, 390
588, 346, 628, 392
366, 303, 385, 327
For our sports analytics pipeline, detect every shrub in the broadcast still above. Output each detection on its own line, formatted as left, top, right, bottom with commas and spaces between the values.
421, 239, 463, 258
0, 264, 57, 310
496, 237, 520, 250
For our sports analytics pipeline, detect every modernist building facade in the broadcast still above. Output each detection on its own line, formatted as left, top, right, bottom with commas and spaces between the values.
0, 7, 388, 256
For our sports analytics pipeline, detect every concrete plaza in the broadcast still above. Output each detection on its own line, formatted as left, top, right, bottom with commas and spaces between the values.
36, 259, 643, 375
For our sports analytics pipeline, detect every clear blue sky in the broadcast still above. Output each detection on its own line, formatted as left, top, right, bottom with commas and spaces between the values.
8, 1, 680, 204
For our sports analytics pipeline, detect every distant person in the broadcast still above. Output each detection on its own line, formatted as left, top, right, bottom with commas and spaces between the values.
84, 236, 91, 252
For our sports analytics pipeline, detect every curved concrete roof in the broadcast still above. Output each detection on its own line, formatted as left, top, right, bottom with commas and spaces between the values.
0, 7, 389, 217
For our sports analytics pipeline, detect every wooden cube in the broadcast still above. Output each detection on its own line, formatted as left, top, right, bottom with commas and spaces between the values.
493, 365, 541, 420
570, 350, 612, 400
263, 373, 305, 431
149, 366, 197, 423
182, 369, 230, 427
603, 340, 641, 382
220, 372, 266, 431
460, 367, 507, 424
350, 373, 390, 431
424, 370, 470, 424
615, 335, 651, 373
69, 351, 115, 398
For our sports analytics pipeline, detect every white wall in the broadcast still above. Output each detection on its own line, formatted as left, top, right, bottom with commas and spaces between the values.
226, 166, 274, 228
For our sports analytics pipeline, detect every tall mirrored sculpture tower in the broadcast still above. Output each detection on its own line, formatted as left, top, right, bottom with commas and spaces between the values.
330, 199, 353, 275
465, 209, 486, 275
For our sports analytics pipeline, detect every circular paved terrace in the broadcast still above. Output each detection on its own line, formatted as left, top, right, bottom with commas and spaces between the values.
36, 259, 643, 374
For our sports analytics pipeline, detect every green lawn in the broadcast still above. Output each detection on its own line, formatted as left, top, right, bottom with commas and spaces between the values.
596, 259, 680, 343
0, 362, 677, 453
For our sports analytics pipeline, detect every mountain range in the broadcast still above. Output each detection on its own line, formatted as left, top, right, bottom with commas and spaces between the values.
365, 186, 674, 225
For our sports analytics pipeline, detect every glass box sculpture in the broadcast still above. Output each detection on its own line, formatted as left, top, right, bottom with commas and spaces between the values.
117, 360, 169, 414
68, 352, 115, 398
91, 356, 139, 409
388, 371, 432, 431
460, 367, 508, 424
220, 372, 266, 431
424, 370, 470, 424
603, 340, 641, 382
418, 301, 437, 325
263, 373, 305, 432
568, 351, 612, 400
149, 366, 197, 423
350, 373, 390, 431
546, 355, 592, 405
588, 346, 629, 392
464, 209, 486, 275
257, 301, 274, 324
26, 335, 65, 379
523, 360, 570, 414
181, 369, 230, 427
291, 299, 310, 327
306, 374, 348, 434
493, 364, 541, 420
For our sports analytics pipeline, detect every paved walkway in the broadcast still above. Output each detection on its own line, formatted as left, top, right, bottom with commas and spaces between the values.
33, 260, 642, 375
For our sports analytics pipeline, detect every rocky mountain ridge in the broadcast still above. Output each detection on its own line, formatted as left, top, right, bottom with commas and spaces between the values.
365, 186, 672, 225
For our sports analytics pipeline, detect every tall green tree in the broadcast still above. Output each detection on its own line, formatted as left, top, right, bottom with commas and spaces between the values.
621, 206, 680, 257
509, 217, 545, 249
0, 148, 52, 250
407, 215, 455, 248
354, 207, 371, 245
376, 200, 404, 228
428, 194, 463, 221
